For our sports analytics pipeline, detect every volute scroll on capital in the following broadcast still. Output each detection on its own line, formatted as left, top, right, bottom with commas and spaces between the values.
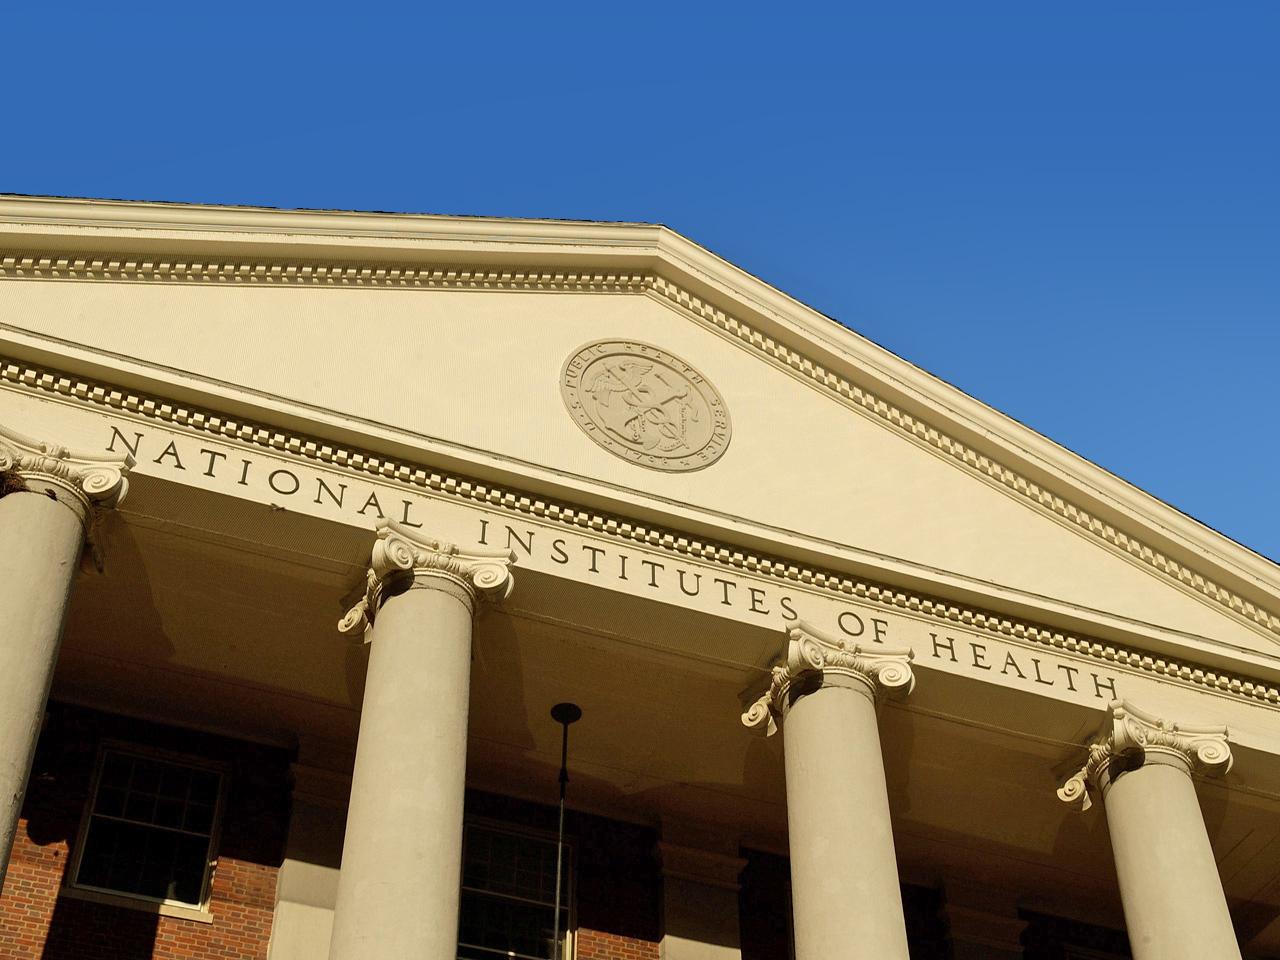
741, 621, 915, 736
0, 423, 133, 523
338, 519, 516, 638
1057, 699, 1232, 811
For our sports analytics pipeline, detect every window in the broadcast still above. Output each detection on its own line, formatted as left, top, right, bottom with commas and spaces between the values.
70, 746, 225, 908
458, 821, 572, 960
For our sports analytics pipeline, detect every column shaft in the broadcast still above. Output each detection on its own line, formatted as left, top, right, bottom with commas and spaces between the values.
1104, 761, 1241, 960
328, 579, 475, 960
0, 492, 85, 885
783, 680, 910, 960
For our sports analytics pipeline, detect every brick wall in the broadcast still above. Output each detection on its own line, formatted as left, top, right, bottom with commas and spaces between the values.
0, 703, 290, 960
0, 818, 63, 957
577, 928, 659, 960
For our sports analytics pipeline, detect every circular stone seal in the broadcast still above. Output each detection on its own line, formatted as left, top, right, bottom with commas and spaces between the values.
560, 340, 731, 472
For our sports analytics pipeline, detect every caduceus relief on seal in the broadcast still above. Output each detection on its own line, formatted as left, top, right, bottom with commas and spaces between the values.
584, 358, 700, 455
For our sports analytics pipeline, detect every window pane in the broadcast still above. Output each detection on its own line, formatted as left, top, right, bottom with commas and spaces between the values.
154, 797, 184, 829
458, 891, 568, 960
184, 802, 215, 834
462, 827, 560, 904
96, 786, 126, 817
172, 835, 210, 903
159, 767, 190, 800
458, 825, 570, 960
100, 753, 132, 789
124, 791, 158, 823
77, 818, 125, 889
76, 751, 220, 906
189, 771, 219, 806
131, 762, 161, 795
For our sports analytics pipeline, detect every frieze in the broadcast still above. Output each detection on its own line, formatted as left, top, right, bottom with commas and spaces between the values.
92, 419, 1267, 710
0, 357, 1277, 710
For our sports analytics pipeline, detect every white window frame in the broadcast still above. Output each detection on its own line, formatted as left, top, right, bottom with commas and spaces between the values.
459, 815, 576, 960
64, 741, 228, 921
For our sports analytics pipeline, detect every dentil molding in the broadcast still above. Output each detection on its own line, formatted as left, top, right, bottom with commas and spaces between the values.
338, 519, 515, 637
742, 621, 915, 735
1057, 699, 1233, 811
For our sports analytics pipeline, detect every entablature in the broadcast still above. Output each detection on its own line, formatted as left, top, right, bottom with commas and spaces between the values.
3, 352, 1280, 766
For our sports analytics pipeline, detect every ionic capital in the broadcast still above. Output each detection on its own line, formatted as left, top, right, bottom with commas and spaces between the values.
741, 620, 914, 735
1057, 699, 1232, 811
0, 423, 132, 524
338, 519, 515, 637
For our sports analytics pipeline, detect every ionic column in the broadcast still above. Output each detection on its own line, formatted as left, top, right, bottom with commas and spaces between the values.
1057, 699, 1241, 960
327, 519, 514, 960
742, 621, 915, 960
0, 425, 130, 887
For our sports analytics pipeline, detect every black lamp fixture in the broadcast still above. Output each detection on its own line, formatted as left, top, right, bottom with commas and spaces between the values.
549, 702, 581, 960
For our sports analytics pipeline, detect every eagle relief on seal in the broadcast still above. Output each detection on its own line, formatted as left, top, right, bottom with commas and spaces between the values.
560, 340, 731, 472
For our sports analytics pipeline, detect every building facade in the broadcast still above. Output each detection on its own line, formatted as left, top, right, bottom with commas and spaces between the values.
1, 196, 1279, 959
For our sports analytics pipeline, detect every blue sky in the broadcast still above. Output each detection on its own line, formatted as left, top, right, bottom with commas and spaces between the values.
3, 4, 1277, 559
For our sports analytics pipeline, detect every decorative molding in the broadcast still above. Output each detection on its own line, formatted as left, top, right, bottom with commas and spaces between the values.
338, 519, 515, 637
1057, 698, 1233, 810
0, 252, 649, 292
2, 248, 1276, 643
742, 621, 914, 735
0, 421, 132, 521
3, 355, 1280, 707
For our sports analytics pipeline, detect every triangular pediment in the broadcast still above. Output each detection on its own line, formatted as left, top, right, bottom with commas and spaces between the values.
1, 195, 1278, 678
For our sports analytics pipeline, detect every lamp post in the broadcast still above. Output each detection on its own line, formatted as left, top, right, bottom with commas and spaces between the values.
550, 702, 582, 960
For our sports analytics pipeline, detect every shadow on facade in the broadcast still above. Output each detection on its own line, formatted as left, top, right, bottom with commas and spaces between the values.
41, 897, 161, 959
0, 702, 291, 960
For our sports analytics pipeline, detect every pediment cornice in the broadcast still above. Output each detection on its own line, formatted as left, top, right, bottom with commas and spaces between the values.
0, 195, 1277, 653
